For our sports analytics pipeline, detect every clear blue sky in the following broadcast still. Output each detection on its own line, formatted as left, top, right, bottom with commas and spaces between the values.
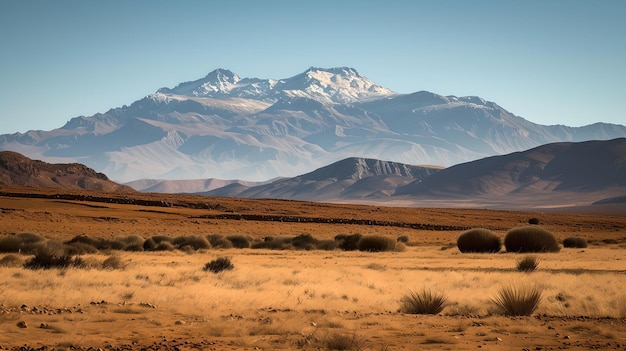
1, 0, 624, 134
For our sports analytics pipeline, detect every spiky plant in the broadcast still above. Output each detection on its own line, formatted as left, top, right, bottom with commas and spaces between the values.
491, 285, 542, 316
400, 288, 447, 314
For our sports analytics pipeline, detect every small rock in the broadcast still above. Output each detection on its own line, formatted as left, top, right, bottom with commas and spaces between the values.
174, 320, 186, 325
39, 323, 49, 328
563, 335, 570, 339
16, 321, 27, 328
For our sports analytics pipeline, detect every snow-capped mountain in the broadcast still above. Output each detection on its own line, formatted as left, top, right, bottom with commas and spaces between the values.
1, 67, 626, 182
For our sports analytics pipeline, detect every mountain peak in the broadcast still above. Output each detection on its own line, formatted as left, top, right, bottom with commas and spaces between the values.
277, 66, 395, 104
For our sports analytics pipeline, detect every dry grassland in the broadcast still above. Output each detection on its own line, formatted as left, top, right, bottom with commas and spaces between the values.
1, 187, 625, 350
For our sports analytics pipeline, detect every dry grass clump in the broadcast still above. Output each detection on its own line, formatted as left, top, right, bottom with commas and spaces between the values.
563, 237, 588, 248
335, 234, 362, 251
491, 285, 542, 316
516, 256, 539, 272
204, 256, 234, 273
504, 226, 560, 253
456, 228, 501, 253
0, 253, 23, 267
357, 235, 396, 252
400, 288, 448, 315
0, 233, 46, 253
207, 234, 234, 249
101, 255, 126, 270
23, 244, 86, 270
225, 235, 251, 248
171, 235, 211, 250
322, 332, 368, 351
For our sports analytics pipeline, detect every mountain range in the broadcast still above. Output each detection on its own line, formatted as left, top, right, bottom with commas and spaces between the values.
2, 138, 624, 212
1, 67, 625, 183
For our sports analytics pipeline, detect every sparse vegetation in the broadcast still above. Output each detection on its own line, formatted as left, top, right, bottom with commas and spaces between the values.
357, 235, 396, 252
491, 285, 542, 316
0, 233, 46, 253
336, 234, 362, 251
102, 255, 125, 270
0, 254, 23, 267
204, 256, 234, 273
516, 256, 539, 272
323, 332, 368, 351
225, 235, 251, 248
24, 245, 86, 270
400, 288, 448, 314
456, 228, 501, 253
528, 217, 540, 225
563, 237, 588, 248
504, 226, 560, 253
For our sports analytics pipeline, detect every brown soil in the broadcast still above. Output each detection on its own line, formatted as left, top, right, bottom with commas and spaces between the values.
1, 186, 625, 350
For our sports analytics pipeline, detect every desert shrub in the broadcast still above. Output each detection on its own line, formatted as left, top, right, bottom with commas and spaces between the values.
102, 255, 125, 270
316, 239, 338, 251
203, 257, 234, 273
516, 256, 539, 272
397, 235, 409, 243
0, 233, 46, 254
528, 217, 540, 225
142, 238, 157, 251
323, 332, 367, 351
357, 235, 396, 252
226, 235, 251, 249
491, 285, 542, 316
115, 235, 145, 251
251, 237, 292, 250
0, 235, 22, 252
0, 254, 23, 267
504, 226, 560, 253
64, 242, 98, 255
456, 228, 501, 253
150, 235, 172, 244
336, 234, 362, 251
207, 234, 233, 249
66, 235, 123, 251
563, 237, 588, 248
400, 288, 448, 314
291, 233, 318, 250
172, 236, 211, 251
154, 242, 175, 251
24, 245, 86, 270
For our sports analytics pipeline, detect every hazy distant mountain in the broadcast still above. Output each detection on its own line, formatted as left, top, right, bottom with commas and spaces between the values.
202, 157, 441, 201
395, 138, 626, 199
125, 178, 274, 193
0, 151, 133, 192
2, 67, 625, 182
201, 139, 626, 210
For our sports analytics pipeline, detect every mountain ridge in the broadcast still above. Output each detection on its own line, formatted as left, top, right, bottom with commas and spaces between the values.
1, 67, 626, 182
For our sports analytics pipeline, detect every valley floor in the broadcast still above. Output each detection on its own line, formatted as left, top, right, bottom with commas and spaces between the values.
1, 187, 625, 350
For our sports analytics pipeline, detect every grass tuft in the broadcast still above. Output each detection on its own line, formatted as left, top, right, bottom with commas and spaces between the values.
516, 256, 539, 272
491, 285, 542, 316
400, 288, 447, 314
204, 256, 234, 273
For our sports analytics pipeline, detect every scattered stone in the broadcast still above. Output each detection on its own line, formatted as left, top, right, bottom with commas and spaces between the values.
16, 321, 27, 328
174, 320, 186, 325
39, 323, 48, 329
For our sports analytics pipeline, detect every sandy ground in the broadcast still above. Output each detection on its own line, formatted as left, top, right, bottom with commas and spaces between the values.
1, 188, 625, 350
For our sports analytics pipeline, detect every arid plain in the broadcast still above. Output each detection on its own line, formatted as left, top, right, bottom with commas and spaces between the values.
1, 187, 625, 350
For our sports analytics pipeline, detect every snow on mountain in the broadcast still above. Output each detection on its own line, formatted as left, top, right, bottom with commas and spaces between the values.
1, 67, 626, 183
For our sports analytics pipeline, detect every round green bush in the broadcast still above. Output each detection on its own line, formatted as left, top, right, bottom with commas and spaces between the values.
563, 237, 588, 248
226, 235, 251, 249
456, 228, 501, 253
504, 226, 560, 253
357, 235, 396, 252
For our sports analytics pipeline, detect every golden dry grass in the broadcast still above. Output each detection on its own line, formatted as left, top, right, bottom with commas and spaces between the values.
1, 187, 625, 350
